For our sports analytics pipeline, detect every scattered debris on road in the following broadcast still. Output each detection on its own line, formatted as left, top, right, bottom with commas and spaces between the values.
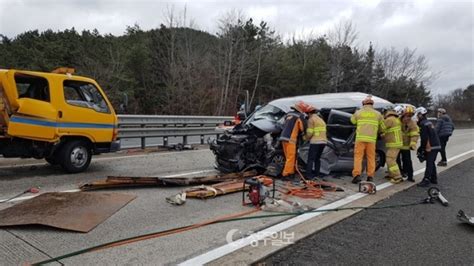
457, 210, 474, 226
0, 192, 135, 232
79, 170, 258, 191
262, 199, 312, 213
167, 175, 275, 205
165, 143, 195, 151
166, 192, 187, 205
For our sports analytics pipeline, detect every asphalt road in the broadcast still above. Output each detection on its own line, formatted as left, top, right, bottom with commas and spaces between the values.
0, 129, 472, 265
265, 158, 474, 265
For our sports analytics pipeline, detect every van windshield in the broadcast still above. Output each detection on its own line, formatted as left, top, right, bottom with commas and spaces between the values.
245, 104, 285, 124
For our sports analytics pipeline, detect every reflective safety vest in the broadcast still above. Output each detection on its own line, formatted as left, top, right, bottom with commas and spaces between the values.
306, 114, 327, 144
383, 113, 403, 148
350, 105, 385, 143
401, 119, 419, 150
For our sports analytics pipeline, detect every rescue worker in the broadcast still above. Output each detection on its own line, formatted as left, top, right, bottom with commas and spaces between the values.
304, 104, 327, 180
279, 101, 308, 178
382, 106, 404, 184
416, 107, 441, 187
396, 105, 419, 182
435, 108, 454, 167
350, 95, 385, 183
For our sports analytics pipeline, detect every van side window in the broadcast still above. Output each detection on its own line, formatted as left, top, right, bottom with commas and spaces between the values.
63, 80, 110, 113
15, 74, 50, 102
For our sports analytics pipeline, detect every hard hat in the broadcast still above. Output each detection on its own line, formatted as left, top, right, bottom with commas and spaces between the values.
416, 106, 428, 115
362, 95, 374, 105
404, 105, 415, 116
437, 108, 446, 114
293, 101, 308, 113
394, 105, 404, 116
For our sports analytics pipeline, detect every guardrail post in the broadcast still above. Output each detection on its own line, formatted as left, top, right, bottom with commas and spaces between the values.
200, 135, 204, 145
183, 135, 188, 145
163, 136, 168, 147
141, 123, 146, 149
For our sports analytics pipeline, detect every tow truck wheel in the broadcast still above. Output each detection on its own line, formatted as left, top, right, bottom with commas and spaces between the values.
59, 140, 92, 173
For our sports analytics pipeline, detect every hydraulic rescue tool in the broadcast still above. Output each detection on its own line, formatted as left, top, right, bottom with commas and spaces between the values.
427, 187, 449, 206
359, 181, 376, 194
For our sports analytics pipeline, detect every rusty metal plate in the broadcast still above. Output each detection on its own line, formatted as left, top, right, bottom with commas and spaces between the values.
0, 192, 136, 233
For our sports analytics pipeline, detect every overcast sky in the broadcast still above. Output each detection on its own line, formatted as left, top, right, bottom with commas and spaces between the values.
0, 0, 472, 94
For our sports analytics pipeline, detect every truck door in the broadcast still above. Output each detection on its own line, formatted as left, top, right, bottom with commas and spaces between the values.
57, 79, 115, 142
7, 73, 58, 140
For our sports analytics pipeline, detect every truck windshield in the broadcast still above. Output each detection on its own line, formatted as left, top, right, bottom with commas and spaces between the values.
63, 80, 110, 113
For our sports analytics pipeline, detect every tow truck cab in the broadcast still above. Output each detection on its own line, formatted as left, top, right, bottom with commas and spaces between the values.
0, 68, 120, 173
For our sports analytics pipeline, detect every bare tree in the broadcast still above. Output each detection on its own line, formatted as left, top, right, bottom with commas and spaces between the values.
376, 47, 437, 85
327, 20, 359, 47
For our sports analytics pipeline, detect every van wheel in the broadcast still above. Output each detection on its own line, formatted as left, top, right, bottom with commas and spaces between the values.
59, 140, 92, 173
375, 149, 385, 171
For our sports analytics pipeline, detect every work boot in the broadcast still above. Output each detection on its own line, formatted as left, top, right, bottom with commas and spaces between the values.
352, 175, 361, 184
367, 176, 374, 182
437, 161, 447, 167
406, 177, 415, 182
417, 179, 430, 187
390, 176, 403, 184
431, 179, 438, 184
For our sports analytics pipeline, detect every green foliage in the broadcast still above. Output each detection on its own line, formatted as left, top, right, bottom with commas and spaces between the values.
0, 21, 435, 115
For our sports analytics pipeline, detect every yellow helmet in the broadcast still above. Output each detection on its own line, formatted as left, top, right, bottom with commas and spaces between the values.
404, 105, 415, 116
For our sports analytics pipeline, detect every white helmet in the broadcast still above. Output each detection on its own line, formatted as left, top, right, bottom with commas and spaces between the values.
394, 105, 404, 116
416, 106, 428, 115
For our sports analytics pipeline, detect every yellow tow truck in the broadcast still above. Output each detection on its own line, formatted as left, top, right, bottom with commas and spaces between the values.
0, 68, 120, 173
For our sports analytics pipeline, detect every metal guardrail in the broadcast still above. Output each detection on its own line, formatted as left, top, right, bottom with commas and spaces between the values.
117, 115, 233, 149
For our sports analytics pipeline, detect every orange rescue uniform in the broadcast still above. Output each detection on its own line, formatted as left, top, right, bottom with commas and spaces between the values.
279, 111, 306, 176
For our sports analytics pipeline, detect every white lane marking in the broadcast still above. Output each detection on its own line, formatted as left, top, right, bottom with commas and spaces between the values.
179, 149, 474, 266
453, 132, 474, 137
0, 149, 210, 169
0, 170, 215, 203
0, 189, 81, 203
160, 170, 216, 178
95, 149, 208, 162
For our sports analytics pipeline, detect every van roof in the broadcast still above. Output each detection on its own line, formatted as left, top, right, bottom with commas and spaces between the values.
269, 92, 393, 112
